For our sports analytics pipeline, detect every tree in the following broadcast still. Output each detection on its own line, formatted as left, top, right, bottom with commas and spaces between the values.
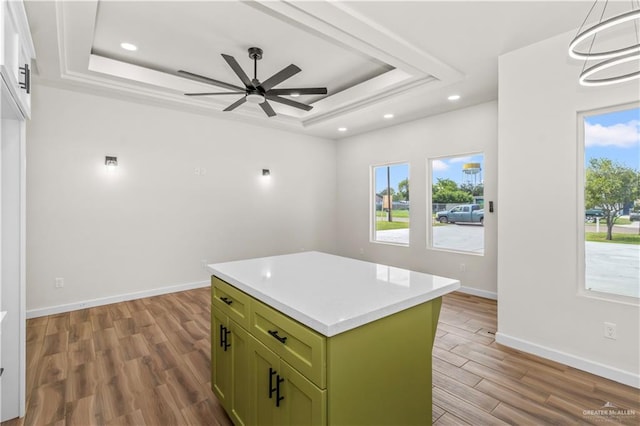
432, 178, 474, 204
460, 182, 484, 196
378, 187, 395, 197
398, 178, 409, 201
585, 158, 640, 240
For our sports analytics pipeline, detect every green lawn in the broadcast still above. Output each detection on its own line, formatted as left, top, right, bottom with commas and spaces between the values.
376, 220, 409, 231
376, 209, 410, 218
586, 232, 640, 245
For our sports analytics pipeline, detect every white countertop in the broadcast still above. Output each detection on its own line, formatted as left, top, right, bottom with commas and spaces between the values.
208, 251, 460, 337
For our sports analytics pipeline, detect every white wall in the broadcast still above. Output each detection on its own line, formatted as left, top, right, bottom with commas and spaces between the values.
497, 31, 639, 387
26, 84, 337, 314
335, 102, 498, 297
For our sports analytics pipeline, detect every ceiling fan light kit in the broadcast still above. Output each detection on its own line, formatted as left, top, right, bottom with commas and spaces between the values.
246, 93, 265, 104
179, 47, 328, 117
568, 0, 640, 86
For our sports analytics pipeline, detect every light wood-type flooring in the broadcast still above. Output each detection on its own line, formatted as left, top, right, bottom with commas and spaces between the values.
1, 288, 638, 425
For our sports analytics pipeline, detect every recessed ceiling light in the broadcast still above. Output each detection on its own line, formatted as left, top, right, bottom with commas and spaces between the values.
338, 127, 348, 132
448, 94, 461, 101
383, 113, 394, 119
120, 42, 138, 51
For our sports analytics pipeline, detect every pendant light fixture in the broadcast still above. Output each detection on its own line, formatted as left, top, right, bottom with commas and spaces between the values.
568, 0, 640, 86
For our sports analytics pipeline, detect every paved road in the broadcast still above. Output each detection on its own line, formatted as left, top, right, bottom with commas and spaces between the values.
586, 242, 639, 298
376, 223, 484, 252
377, 225, 638, 298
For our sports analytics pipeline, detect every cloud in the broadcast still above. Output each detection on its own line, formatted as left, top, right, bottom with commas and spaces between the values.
432, 160, 449, 171
449, 156, 473, 163
585, 120, 640, 148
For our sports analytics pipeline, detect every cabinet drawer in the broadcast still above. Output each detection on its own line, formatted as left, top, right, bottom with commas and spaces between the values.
212, 276, 251, 329
252, 300, 326, 389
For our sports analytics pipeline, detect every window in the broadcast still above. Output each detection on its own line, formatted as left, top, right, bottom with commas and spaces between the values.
580, 104, 639, 299
429, 153, 485, 254
372, 163, 409, 245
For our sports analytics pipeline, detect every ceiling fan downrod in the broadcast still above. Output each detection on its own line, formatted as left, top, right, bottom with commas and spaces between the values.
248, 47, 263, 82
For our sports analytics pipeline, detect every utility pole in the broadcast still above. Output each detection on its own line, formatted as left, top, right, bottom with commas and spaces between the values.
387, 166, 393, 222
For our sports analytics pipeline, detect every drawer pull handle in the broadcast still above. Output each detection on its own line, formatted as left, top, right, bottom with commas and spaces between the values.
268, 368, 277, 398
220, 297, 233, 305
276, 374, 285, 407
268, 330, 287, 344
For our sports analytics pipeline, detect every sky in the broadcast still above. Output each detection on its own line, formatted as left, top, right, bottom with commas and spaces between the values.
374, 163, 409, 194
374, 154, 484, 196
374, 106, 639, 196
432, 154, 484, 186
584, 106, 640, 170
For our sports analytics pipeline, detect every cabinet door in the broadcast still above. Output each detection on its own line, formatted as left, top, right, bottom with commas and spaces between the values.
248, 336, 326, 426
248, 336, 281, 426
279, 361, 326, 426
211, 307, 231, 407
228, 319, 250, 426
1, 0, 33, 119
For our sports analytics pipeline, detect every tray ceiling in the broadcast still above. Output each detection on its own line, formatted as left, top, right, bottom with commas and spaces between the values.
24, 1, 631, 139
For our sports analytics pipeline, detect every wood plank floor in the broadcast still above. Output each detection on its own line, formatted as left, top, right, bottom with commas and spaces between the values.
2, 289, 638, 425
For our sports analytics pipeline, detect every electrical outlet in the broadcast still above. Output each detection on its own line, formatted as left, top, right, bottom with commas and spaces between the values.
201, 259, 208, 269
459, 263, 467, 272
604, 322, 617, 340
55, 277, 64, 288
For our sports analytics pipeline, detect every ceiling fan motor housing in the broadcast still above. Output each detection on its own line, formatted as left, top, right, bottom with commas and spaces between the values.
248, 47, 263, 60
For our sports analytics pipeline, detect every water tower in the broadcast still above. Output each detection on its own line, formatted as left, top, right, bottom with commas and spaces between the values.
462, 162, 482, 185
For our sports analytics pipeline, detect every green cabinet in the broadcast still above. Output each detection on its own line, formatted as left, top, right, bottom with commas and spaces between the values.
211, 306, 251, 426
211, 275, 442, 426
211, 307, 232, 405
248, 335, 326, 426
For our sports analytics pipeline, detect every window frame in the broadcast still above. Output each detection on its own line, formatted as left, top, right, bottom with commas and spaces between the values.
576, 102, 640, 305
370, 161, 411, 247
427, 152, 485, 256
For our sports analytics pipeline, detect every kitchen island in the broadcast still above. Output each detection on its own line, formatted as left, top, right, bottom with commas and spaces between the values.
208, 251, 460, 426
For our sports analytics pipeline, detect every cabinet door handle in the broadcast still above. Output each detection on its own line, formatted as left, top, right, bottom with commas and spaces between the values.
267, 330, 287, 344
276, 375, 285, 407
19, 64, 30, 94
268, 368, 277, 399
219, 324, 226, 348
223, 328, 231, 351
220, 296, 233, 305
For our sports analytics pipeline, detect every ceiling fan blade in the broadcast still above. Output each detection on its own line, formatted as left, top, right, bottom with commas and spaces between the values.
223, 96, 247, 112
267, 87, 328, 96
259, 100, 276, 118
178, 70, 244, 91
221, 54, 254, 89
265, 94, 313, 111
260, 64, 301, 91
185, 92, 246, 96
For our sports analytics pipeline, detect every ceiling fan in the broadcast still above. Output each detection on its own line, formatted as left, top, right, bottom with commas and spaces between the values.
178, 47, 327, 117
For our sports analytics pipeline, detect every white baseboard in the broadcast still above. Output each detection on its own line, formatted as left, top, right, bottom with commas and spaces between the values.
26, 279, 210, 319
495, 332, 640, 389
457, 286, 497, 300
